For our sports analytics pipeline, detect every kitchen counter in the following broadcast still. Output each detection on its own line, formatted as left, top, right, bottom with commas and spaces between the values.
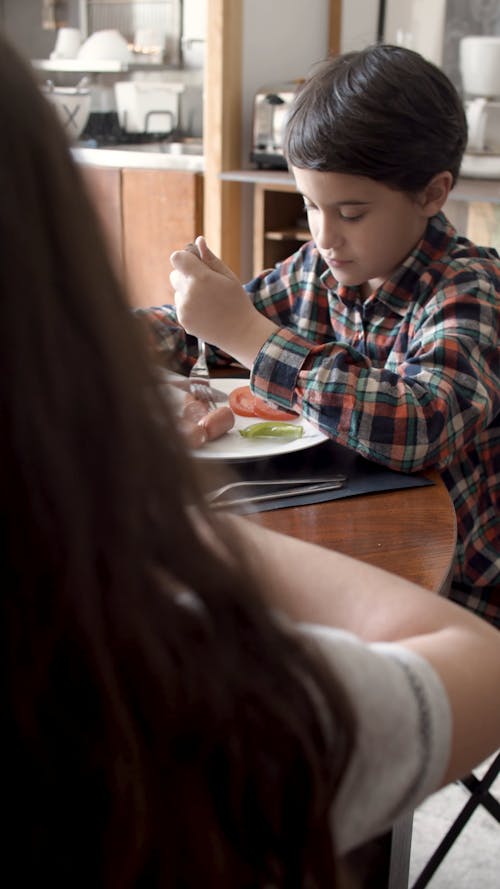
220, 167, 500, 200
72, 143, 204, 172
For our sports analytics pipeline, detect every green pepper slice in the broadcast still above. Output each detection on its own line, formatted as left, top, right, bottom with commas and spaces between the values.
239, 421, 304, 440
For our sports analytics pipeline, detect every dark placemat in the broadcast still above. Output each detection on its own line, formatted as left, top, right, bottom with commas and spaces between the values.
209, 439, 433, 513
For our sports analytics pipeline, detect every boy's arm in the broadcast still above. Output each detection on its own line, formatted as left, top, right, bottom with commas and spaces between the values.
169, 237, 499, 473
251, 278, 500, 472
170, 238, 279, 367
227, 514, 500, 786
134, 302, 240, 374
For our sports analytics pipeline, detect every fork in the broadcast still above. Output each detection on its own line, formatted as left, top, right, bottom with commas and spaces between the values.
206, 475, 347, 504
208, 478, 346, 510
183, 241, 217, 411
189, 338, 217, 410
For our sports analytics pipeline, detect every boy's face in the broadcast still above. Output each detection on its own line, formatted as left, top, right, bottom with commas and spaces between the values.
292, 168, 431, 296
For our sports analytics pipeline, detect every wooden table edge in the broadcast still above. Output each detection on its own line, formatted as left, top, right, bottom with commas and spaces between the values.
248, 469, 457, 596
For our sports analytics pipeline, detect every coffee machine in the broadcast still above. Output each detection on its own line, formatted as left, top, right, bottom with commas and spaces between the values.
460, 36, 500, 175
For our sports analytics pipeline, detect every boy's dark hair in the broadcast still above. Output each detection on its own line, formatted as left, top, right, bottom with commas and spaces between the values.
284, 43, 467, 191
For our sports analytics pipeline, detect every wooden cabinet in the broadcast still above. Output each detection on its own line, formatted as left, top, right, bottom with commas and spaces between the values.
253, 181, 311, 273
122, 169, 203, 307
80, 163, 203, 308
80, 165, 123, 273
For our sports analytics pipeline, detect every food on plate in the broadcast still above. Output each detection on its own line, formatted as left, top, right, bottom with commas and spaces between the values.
200, 405, 235, 439
239, 421, 304, 440
229, 385, 299, 421
180, 393, 235, 448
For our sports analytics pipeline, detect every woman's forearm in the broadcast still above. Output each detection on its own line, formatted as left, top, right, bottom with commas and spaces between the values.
232, 515, 449, 637
230, 516, 500, 783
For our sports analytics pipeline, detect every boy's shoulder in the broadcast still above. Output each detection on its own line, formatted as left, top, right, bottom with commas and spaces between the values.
427, 213, 498, 259
422, 214, 500, 290
400, 215, 500, 322
449, 234, 500, 266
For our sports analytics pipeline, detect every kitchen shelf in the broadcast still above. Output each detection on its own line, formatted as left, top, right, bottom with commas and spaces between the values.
257, 185, 310, 272
266, 227, 311, 242
32, 59, 179, 74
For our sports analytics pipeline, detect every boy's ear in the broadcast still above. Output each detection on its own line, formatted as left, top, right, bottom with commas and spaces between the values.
420, 171, 454, 216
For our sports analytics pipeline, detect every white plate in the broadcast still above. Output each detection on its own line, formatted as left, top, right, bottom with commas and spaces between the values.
190, 378, 327, 462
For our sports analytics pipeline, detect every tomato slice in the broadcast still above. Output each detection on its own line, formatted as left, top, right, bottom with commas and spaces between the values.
229, 385, 299, 421
253, 400, 299, 421
228, 385, 259, 417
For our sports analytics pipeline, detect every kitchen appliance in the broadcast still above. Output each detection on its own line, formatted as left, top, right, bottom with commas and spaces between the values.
460, 35, 500, 154
465, 97, 500, 154
250, 82, 301, 169
460, 36, 500, 100
459, 35, 500, 177
114, 80, 184, 134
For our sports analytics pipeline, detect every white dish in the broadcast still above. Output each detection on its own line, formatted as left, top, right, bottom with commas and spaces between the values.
77, 30, 132, 63
190, 378, 328, 462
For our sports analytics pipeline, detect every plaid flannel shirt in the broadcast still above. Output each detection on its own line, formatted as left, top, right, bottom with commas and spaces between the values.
135, 212, 500, 627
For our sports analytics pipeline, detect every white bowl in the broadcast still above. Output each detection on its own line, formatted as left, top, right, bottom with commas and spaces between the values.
77, 29, 132, 63
45, 87, 91, 140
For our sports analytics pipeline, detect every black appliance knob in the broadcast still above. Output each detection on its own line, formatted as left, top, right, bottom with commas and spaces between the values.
264, 93, 285, 105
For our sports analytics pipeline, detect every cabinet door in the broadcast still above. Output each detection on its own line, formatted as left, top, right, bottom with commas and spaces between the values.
80, 164, 123, 275
122, 169, 203, 308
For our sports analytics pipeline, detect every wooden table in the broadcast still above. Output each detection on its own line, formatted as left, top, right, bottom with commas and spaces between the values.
248, 469, 456, 595
211, 370, 457, 591
247, 469, 457, 889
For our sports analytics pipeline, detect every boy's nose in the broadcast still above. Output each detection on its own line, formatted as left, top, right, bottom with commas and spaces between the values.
315, 216, 344, 250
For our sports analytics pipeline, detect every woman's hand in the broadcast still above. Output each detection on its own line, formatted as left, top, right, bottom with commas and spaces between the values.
170, 236, 278, 368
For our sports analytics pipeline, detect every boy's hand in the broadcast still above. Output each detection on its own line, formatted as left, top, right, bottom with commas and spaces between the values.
170, 236, 277, 368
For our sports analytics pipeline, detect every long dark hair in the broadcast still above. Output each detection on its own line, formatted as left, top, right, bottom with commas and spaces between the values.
0, 36, 356, 887
285, 43, 467, 191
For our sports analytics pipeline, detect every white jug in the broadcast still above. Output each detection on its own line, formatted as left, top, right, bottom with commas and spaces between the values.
460, 36, 500, 99
465, 96, 500, 153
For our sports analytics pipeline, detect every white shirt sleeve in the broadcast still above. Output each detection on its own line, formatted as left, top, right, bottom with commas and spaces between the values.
297, 623, 452, 855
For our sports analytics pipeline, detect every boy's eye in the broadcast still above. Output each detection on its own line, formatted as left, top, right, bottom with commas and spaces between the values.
303, 200, 365, 221
339, 211, 364, 221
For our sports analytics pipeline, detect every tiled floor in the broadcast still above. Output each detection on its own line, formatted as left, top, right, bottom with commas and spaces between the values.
408, 755, 500, 888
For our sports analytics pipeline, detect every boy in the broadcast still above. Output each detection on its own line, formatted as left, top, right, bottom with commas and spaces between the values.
137, 44, 500, 627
